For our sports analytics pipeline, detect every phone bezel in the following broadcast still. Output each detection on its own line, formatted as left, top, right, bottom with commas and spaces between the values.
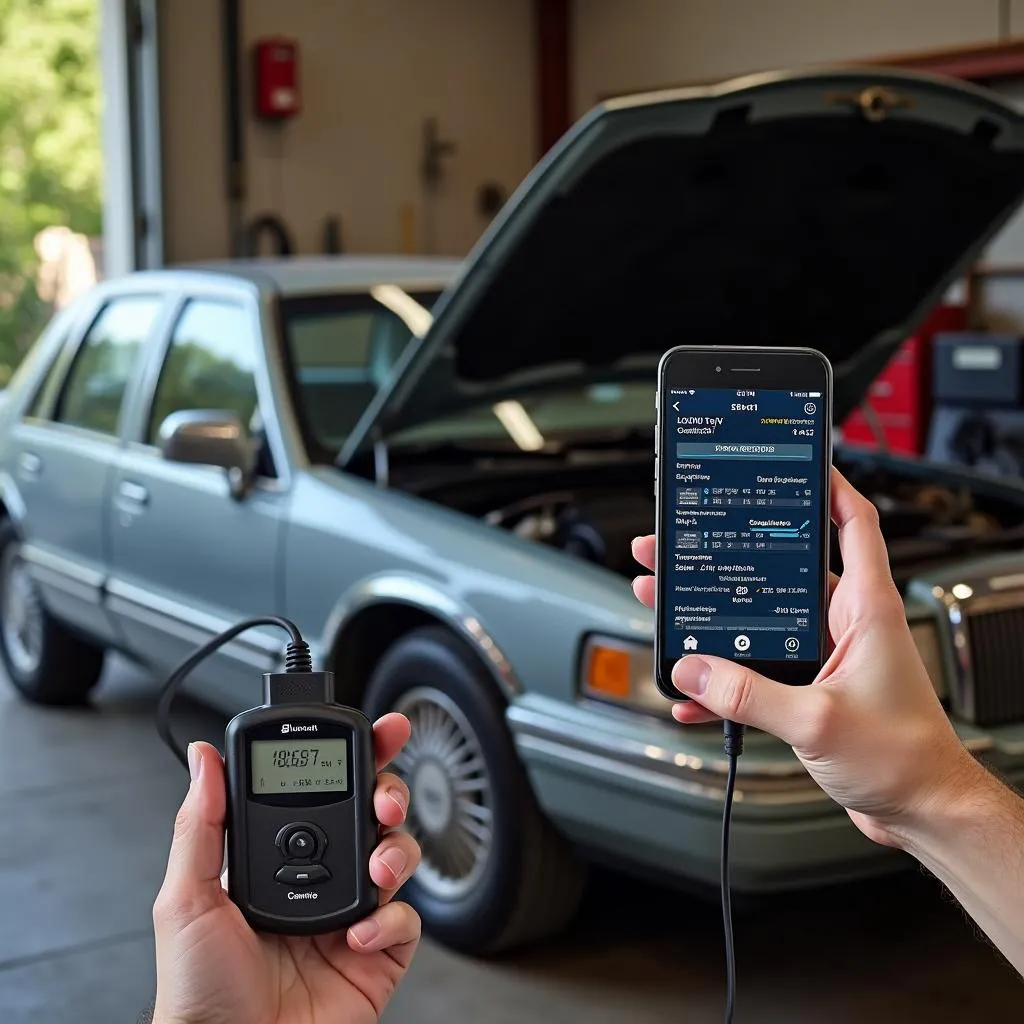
654, 346, 833, 698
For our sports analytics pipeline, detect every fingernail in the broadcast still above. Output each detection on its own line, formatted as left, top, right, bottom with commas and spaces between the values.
387, 787, 407, 815
187, 743, 202, 783
349, 917, 380, 947
379, 846, 407, 881
672, 656, 711, 696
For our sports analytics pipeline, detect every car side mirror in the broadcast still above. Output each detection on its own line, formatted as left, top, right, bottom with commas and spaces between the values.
157, 409, 255, 499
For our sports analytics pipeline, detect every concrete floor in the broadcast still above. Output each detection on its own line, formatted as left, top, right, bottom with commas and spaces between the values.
1, 658, 1021, 1024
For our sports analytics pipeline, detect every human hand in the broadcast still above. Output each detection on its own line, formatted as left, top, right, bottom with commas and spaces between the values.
151, 713, 420, 1024
632, 467, 980, 849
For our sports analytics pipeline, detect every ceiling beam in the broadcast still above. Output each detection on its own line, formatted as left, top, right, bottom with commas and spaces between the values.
866, 37, 1024, 81
600, 37, 1024, 102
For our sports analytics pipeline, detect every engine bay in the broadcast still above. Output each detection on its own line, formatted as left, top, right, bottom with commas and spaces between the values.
837, 458, 1024, 585
395, 448, 1024, 586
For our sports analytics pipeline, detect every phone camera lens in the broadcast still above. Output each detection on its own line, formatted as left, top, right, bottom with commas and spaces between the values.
715, 366, 722, 373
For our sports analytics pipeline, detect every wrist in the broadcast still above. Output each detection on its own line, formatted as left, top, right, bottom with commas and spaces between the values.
888, 744, 998, 855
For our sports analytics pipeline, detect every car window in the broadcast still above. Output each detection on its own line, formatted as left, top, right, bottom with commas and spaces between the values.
290, 310, 378, 372
148, 299, 259, 443
56, 296, 162, 435
24, 332, 70, 419
279, 290, 441, 457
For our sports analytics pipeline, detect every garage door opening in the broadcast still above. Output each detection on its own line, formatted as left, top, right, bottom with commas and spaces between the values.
0, 0, 102, 387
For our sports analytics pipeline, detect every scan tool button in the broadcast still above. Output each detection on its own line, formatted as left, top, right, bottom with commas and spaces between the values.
276, 864, 331, 886
285, 829, 317, 859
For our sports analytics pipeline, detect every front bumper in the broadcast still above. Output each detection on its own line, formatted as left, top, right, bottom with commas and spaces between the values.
507, 696, 1014, 893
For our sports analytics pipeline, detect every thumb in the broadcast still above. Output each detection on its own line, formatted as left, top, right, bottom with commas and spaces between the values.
671, 655, 814, 747
154, 741, 227, 927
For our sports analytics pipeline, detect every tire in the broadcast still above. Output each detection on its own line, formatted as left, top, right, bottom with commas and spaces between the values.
363, 625, 586, 953
0, 519, 105, 705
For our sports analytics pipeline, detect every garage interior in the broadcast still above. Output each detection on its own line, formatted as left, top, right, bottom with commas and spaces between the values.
5, 1, 1024, 1022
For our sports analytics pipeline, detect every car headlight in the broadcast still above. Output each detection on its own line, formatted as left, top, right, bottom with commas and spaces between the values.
579, 635, 666, 714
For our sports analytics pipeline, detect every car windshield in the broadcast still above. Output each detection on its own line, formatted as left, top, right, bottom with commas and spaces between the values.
279, 288, 443, 458
386, 380, 655, 453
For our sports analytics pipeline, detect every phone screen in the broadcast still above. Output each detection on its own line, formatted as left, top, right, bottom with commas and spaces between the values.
658, 384, 829, 676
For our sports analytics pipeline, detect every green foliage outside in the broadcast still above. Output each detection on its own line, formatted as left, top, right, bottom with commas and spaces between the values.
149, 341, 259, 442
61, 336, 258, 440
0, 0, 101, 386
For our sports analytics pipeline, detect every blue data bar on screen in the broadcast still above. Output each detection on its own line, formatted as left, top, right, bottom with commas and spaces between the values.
675, 443, 812, 460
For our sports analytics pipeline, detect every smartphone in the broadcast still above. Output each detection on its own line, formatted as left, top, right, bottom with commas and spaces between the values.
654, 346, 833, 699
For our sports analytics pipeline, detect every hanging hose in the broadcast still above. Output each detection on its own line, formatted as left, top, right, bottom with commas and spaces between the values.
242, 214, 295, 257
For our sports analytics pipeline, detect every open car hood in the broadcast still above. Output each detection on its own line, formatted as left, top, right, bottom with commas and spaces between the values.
339, 68, 1024, 465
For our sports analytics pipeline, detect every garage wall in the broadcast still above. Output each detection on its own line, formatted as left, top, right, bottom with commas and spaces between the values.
572, 0, 1010, 113
571, 0, 1024, 329
159, 0, 536, 264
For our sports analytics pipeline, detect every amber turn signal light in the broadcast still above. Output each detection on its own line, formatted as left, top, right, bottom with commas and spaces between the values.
585, 644, 632, 699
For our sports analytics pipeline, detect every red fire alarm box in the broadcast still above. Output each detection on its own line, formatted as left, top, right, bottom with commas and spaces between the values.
254, 38, 300, 120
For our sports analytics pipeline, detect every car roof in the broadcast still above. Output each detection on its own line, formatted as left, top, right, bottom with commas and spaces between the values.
125, 255, 463, 298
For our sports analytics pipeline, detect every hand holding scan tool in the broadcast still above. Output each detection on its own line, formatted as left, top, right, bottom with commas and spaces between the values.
151, 618, 421, 1024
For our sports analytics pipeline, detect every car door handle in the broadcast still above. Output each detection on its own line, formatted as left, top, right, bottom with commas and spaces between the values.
17, 452, 42, 479
115, 480, 150, 511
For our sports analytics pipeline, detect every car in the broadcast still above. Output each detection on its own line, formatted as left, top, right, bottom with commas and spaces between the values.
5, 67, 1024, 953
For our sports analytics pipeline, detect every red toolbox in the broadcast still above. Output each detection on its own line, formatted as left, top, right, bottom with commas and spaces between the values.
841, 303, 967, 455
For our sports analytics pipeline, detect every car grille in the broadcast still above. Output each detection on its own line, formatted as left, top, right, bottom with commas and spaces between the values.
964, 603, 1024, 727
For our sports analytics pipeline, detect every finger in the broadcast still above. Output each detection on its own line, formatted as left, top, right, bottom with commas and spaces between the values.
829, 571, 840, 599
154, 742, 227, 925
671, 701, 721, 725
347, 900, 422, 963
829, 469, 903, 631
369, 831, 421, 899
631, 535, 656, 572
374, 713, 412, 771
670, 655, 825, 748
830, 468, 893, 588
632, 574, 655, 609
374, 772, 410, 829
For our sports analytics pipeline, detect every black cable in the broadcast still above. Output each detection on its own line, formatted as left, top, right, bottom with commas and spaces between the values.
721, 719, 746, 1024
155, 615, 309, 770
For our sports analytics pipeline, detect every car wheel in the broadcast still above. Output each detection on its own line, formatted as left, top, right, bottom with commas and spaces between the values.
363, 625, 586, 953
0, 520, 105, 705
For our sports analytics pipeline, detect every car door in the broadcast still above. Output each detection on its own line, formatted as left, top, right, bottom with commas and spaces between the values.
106, 291, 289, 709
6, 292, 166, 645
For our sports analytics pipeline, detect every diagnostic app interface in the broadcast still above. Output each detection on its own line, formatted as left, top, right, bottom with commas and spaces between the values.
660, 387, 824, 662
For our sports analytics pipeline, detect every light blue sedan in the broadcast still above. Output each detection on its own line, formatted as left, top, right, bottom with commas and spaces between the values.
4, 68, 1024, 952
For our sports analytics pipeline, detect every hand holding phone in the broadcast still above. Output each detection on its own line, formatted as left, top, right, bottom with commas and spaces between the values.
654, 347, 833, 698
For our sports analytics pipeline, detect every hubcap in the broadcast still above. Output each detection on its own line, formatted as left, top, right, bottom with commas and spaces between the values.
0, 543, 44, 677
391, 686, 494, 901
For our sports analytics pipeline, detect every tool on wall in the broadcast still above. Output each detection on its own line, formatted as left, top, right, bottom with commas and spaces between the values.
242, 214, 295, 257
420, 117, 457, 254
322, 216, 344, 254
477, 182, 507, 222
